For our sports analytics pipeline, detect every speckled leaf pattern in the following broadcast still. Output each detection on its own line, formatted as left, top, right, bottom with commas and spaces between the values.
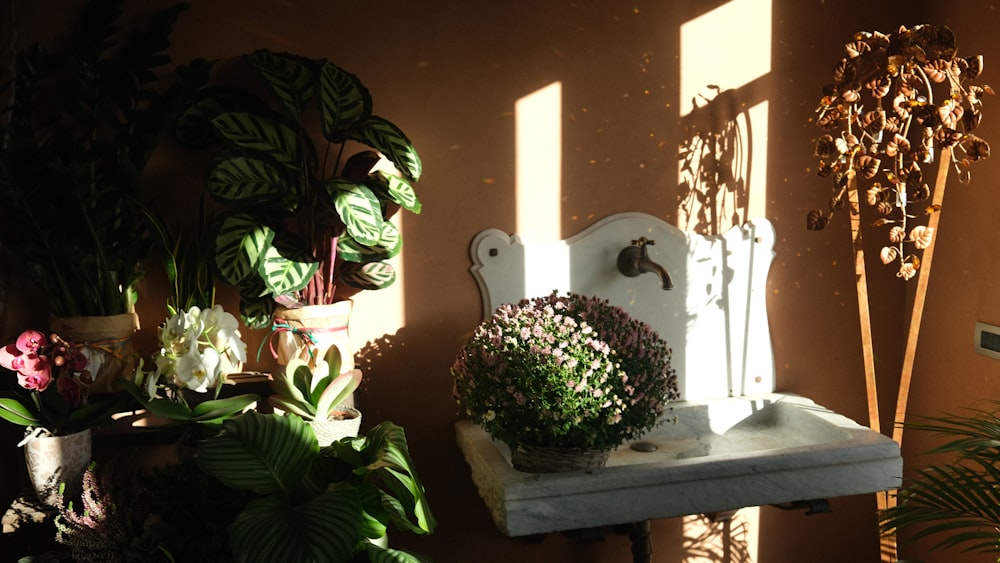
246, 50, 316, 118
336, 221, 401, 263
327, 180, 383, 246
350, 116, 422, 182
207, 153, 297, 208
212, 112, 303, 169
320, 61, 371, 142
213, 213, 273, 286
339, 262, 396, 290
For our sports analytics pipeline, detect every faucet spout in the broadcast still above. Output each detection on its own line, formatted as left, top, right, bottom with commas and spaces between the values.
617, 238, 674, 290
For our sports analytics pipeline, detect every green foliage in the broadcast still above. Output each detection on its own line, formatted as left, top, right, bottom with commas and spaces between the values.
196, 412, 436, 563
175, 50, 422, 327
879, 402, 1000, 555
267, 345, 362, 421
0, 0, 208, 316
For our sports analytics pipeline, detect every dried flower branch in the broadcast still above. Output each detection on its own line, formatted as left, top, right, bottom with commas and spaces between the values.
807, 24, 991, 279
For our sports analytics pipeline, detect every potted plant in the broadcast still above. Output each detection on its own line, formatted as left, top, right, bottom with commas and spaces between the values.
452, 290, 680, 472
268, 345, 363, 445
878, 402, 1000, 558
0, 0, 208, 391
174, 49, 422, 370
0, 328, 126, 505
195, 411, 436, 562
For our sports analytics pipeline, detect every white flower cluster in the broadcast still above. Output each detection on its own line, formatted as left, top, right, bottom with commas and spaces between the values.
148, 305, 248, 395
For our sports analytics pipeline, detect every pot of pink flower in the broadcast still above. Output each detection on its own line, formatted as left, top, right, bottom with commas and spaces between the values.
452, 291, 680, 473
0, 329, 126, 506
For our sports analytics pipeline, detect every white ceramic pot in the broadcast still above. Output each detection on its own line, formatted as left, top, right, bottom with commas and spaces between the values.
309, 407, 362, 447
24, 428, 93, 506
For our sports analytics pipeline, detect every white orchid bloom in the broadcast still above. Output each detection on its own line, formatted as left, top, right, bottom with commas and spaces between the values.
175, 345, 221, 393
204, 305, 247, 364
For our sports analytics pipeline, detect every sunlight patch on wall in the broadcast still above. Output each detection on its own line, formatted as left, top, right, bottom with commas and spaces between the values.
679, 0, 770, 558
679, 0, 770, 118
516, 81, 569, 297
677, 0, 770, 235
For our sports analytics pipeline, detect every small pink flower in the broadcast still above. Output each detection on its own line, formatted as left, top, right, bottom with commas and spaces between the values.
17, 359, 52, 392
15, 330, 47, 354
0, 344, 20, 371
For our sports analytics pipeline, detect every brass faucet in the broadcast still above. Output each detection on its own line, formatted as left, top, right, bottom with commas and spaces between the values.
617, 237, 674, 290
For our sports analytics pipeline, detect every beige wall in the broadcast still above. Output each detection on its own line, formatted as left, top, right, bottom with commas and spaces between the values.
5, 1, 1000, 561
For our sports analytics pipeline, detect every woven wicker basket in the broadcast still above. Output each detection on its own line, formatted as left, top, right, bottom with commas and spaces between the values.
511, 444, 611, 473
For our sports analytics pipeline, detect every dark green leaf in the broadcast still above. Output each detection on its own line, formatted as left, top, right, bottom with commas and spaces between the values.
319, 61, 371, 142
212, 213, 274, 286
349, 115, 422, 182
246, 50, 317, 119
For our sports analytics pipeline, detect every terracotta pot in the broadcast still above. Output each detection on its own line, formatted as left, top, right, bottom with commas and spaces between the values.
50, 312, 139, 394
310, 407, 362, 447
24, 428, 92, 506
271, 302, 354, 373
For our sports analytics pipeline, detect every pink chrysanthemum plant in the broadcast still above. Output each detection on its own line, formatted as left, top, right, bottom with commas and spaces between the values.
0, 330, 123, 438
452, 290, 679, 452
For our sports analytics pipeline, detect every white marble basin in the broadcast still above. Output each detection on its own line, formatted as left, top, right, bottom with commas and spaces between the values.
455, 393, 901, 536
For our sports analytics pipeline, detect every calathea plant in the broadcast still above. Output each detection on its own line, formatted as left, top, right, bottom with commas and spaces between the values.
175, 50, 422, 328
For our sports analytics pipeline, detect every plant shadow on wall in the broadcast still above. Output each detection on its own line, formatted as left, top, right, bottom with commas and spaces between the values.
677, 85, 753, 236
679, 513, 755, 563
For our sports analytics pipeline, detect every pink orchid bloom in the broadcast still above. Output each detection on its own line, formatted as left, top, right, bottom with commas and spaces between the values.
17, 358, 52, 392
15, 330, 47, 354
0, 344, 20, 371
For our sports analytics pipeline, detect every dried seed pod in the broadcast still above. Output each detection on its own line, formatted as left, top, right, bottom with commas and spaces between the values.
815, 134, 838, 159
876, 201, 894, 215
889, 226, 906, 242
966, 135, 990, 161
910, 225, 935, 249
806, 209, 829, 231
880, 246, 899, 264
856, 154, 881, 179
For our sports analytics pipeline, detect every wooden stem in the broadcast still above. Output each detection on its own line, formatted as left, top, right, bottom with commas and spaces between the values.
892, 146, 951, 447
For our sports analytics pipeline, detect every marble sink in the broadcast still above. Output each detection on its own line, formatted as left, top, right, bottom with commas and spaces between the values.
455, 392, 901, 536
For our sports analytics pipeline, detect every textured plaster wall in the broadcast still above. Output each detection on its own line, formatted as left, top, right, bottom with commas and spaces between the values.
4, 1, 1000, 562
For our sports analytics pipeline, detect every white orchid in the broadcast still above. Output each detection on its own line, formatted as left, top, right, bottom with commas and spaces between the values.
147, 305, 248, 396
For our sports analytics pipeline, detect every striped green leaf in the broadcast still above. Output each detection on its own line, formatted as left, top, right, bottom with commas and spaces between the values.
228, 482, 361, 563
327, 180, 383, 246
258, 242, 318, 296
358, 422, 437, 535
337, 221, 402, 263
338, 261, 396, 291
350, 115, 422, 182
213, 213, 273, 286
246, 50, 317, 119
319, 61, 372, 142
211, 112, 306, 171
197, 412, 318, 495
207, 153, 299, 210
368, 170, 422, 214
174, 87, 272, 148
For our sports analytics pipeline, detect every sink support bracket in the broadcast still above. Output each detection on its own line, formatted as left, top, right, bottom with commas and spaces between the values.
771, 498, 832, 515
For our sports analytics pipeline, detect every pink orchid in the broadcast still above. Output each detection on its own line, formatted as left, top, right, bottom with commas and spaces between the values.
17, 360, 53, 392
15, 330, 47, 354
0, 344, 20, 371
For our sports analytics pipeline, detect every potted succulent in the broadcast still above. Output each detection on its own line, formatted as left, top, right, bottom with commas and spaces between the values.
0, 0, 208, 391
452, 290, 680, 472
174, 49, 423, 374
268, 345, 363, 445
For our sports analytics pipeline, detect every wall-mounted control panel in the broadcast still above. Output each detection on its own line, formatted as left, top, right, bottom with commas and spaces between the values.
974, 321, 1000, 360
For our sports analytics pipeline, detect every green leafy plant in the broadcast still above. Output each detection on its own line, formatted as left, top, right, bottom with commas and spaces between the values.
268, 344, 361, 422
0, 0, 205, 317
175, 49, 422, 328
195, 411, 436, 563
452, 290, 680, 451
878, 401, 1000, 556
